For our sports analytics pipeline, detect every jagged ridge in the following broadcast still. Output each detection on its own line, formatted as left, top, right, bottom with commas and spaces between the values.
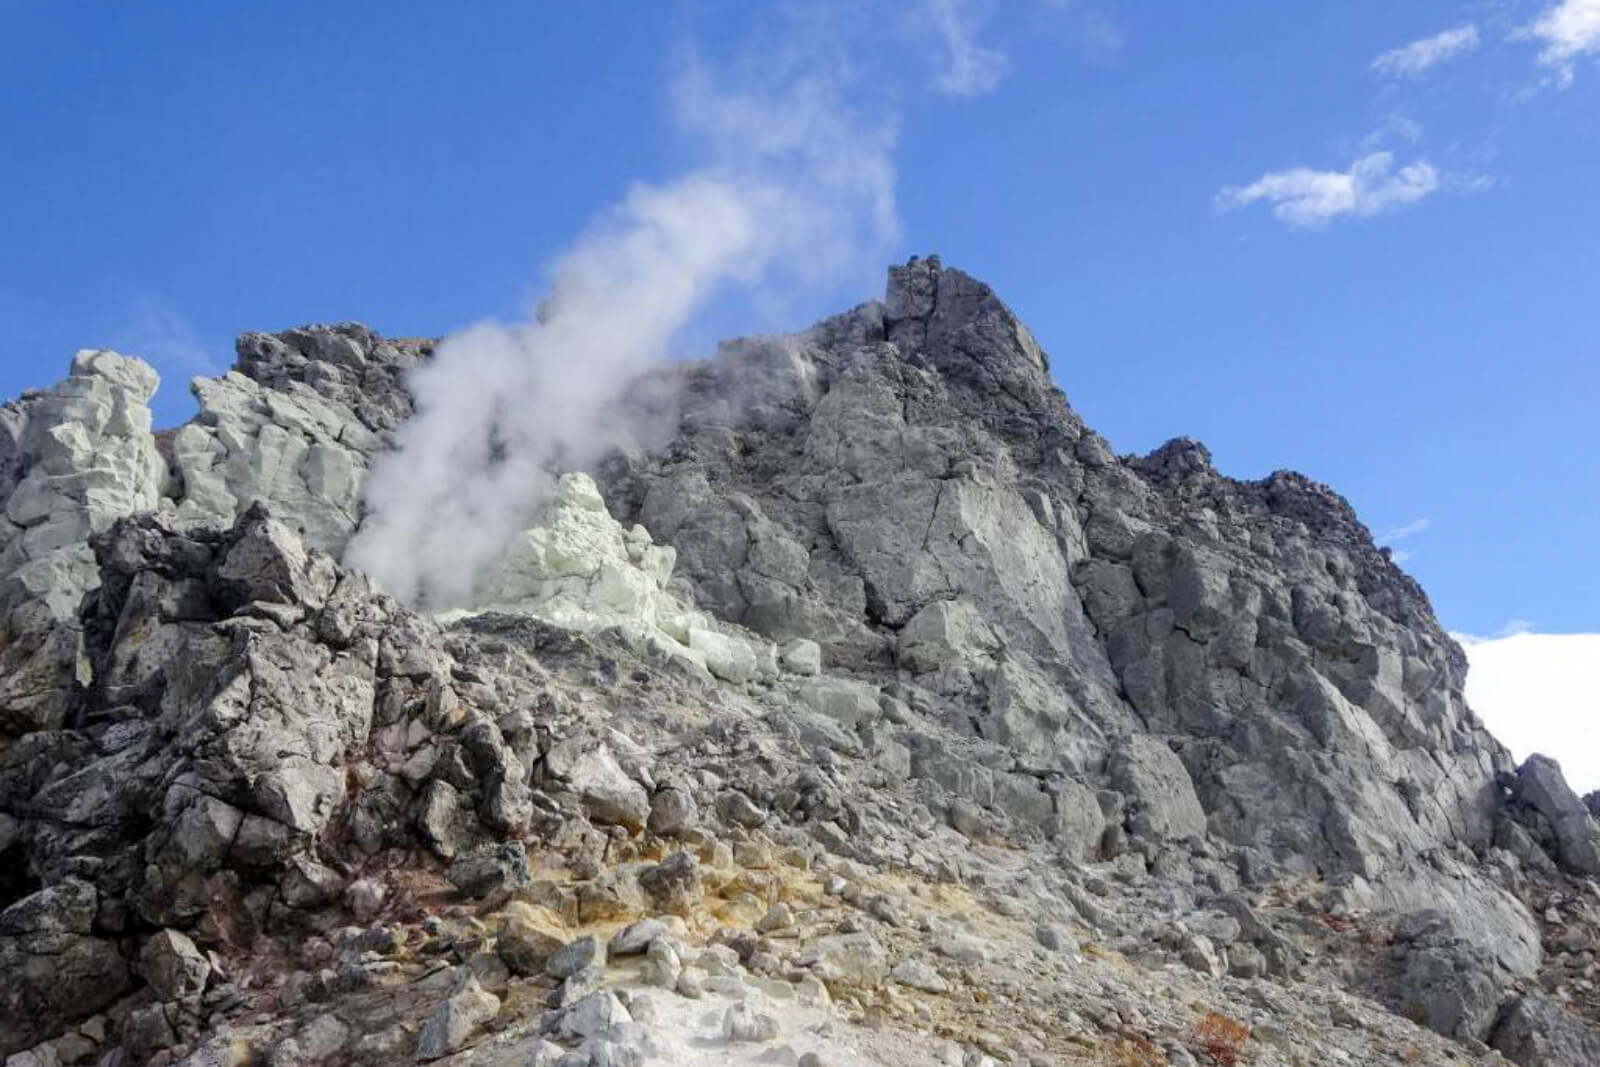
2, 258, 1599, 1067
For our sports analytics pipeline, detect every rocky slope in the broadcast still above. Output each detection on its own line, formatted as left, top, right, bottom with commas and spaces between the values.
3, 258, 1600, 1067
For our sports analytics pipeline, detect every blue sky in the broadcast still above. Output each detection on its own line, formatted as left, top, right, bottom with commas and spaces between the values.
2, 1, 1597, 764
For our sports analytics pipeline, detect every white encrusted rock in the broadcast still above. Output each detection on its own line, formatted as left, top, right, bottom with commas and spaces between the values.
463, 472, 780, 683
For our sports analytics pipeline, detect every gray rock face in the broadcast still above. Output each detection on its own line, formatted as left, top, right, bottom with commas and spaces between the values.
170, 325, 426, 555
3, 256, 1598, 1063
0, 352, 167, 735
602, 256, 1513, 892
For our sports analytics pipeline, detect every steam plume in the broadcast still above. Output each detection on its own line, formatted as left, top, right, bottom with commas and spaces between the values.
344, 52, 898, 608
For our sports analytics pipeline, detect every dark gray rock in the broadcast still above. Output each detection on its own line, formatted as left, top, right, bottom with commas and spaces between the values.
0, 881, 132, 1055
1491, 993, 1600, 1067
1515, 756, 1600, 875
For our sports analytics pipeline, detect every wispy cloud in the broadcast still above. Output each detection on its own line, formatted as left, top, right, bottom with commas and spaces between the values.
1518, 0, 1600, 88
915, 0, 1010, 97
1379, 517, 1431, 542
1372, 24, 1481, 79
111, 295, 221, 380
1360, 113, 1424, 151
1215, 151, 1440, 229
1454, 628, 1600, 792
1081, 12, 1125, 63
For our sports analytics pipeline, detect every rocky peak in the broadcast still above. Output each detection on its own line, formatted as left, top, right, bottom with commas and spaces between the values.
2, 258, 1599, 1067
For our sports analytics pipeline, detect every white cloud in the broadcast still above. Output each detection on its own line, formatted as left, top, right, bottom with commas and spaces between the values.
916, 0, 1010, 96
1215, 151, 1440, 229
1379, 517, 1431, 542
1371, 24, 1480, 79
1519, 0, 1600, 88
1456, 630, 1600, 793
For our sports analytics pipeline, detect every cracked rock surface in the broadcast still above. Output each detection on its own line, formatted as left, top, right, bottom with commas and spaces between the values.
2, 258, 1599, 1066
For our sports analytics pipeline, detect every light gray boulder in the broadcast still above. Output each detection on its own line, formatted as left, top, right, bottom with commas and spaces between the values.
415, 973, 500, 1060
549, 740, 650, 831
1106, 736, 1207, 842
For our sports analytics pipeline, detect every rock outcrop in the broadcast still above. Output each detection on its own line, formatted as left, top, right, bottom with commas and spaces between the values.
2, 257, 1598, 1067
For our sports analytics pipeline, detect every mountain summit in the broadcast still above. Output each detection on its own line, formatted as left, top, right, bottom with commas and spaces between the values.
3, 258, 1597, 1066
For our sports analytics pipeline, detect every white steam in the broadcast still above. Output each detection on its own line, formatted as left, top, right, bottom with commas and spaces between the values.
345, 56, 898, 608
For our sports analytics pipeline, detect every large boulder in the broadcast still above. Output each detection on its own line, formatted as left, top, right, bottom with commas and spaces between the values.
1106, 735, 1207, 842
0, 880, 132, 1055
1515, 755, 1600, 875
1492, 994, 1600, 1067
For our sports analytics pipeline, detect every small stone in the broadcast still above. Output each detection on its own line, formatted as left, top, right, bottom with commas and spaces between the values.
297, 1014, 350, 1059
756, 903, 795, 934
344, 878, 387, 922
141, 929, 212, 1000
648, 788, 699, 836
495, 902, 567, 976
676, 966, 707, 999
797, 933, 889, 989
641, 937, 682, 989
890, 958, 949, 994
779, 639, 823, 676
715, 791, 768, 829
794, 975, 831, 1008
723, 999, 780, 1043
609, 918, 668, 957
1034, 925, 1070, 952
639, 851, 701, 914
556, 991, 632, 1041
415, 974, 500, 1061
448, 842, 529, 898
538, 933, 602, 980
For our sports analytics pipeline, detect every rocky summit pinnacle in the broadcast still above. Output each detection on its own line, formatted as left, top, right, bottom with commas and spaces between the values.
3, 257, 1598, 1067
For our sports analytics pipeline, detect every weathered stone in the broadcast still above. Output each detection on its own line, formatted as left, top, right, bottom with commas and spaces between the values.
0, 881, 132, 1056
638, 851, 701, 915
1491, 993, 1600, 1067
647, 787, 698, 836
797, 677, 880, 730
554, 743, 651, 831
797, 933, 889, 989
890, 958, 949, 994
1106, 736, 1207, 842
415, 974, 499, 1060
779, 638, 822, 675
448, 842, 529, 898
608, 918, 668, 958
722, 999, 780, 1043
688, 627, 759, 683
495, 903, 567, 977
555, 991, 631, 1042
1515, 756, 1600, 875
545, 934, 606, 980
140, 929, 211, 1000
